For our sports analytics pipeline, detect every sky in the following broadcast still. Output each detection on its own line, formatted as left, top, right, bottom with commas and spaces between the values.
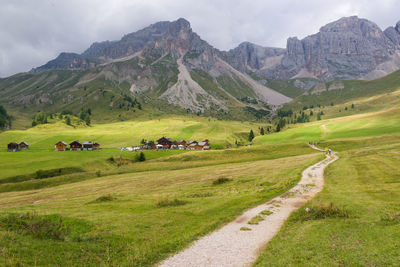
0, 0, 399, 77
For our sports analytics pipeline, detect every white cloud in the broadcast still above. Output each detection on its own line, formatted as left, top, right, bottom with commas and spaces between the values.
0, 0, 399, 77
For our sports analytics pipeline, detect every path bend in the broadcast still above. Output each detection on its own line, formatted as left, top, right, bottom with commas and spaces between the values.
159, 145, 338, 267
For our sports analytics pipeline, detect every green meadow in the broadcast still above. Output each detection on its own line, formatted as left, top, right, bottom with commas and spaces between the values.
0, 84, 400, 266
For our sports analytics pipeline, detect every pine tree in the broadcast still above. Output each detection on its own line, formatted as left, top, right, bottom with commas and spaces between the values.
84, 114, 91, 125
65, 116, 71, 126
248, 130, 255, 142
276, 124, 281, 132
260, 127, 265, 135
137, 152, 146, 162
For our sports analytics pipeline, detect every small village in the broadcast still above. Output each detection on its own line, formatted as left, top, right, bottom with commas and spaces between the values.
6, 137, 210, 152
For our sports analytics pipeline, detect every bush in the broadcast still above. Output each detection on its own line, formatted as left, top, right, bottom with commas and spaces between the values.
212, 177, 232, 185
156, 198, 188, 207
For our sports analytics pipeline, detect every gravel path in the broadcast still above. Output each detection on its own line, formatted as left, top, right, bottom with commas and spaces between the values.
159, 146, 338, 267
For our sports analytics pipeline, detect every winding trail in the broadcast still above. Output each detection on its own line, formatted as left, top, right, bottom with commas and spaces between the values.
159, 145, 338, 267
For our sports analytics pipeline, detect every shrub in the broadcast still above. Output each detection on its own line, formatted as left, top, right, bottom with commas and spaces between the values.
156, 198, 188, 208
212, 177, 232, 185
95, 170, 101, 177
240, 227, 252, 231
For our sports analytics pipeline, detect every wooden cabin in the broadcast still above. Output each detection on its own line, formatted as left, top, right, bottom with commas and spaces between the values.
93, 142, 100, 150
69, 141, 83, 151
19, 142, 29, 149
202, 139, 209, 145
55, 141, 67, 151
83, 141, 94, 151
7, 142, 19, 152
178, 140, 187, 147
188, 142, 202, 150
157, 137, 173, 148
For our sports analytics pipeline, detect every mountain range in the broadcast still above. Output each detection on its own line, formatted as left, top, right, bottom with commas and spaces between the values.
1, 16, 399, 122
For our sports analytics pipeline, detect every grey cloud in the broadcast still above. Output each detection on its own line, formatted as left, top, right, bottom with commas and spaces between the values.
0, 0, 399, 77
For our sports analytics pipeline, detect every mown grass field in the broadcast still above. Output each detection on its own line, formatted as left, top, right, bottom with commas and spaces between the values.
0, 116, 265, 180
0, 146, 322, 266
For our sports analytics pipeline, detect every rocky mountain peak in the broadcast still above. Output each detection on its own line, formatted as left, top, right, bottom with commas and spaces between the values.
396, 21, 400, 32
319, 16, 383, 38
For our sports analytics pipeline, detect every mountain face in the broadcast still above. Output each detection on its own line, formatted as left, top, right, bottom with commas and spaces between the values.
3, 18, 290, 123
4, 16, 400, 123
226, 16, 400, 81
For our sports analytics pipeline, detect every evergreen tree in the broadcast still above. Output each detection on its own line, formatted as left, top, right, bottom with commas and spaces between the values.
84, 113, 91, 125
65, 116, 71, 126
351, 103, 355, 109
248, 130, 255, 142
276, 123, 281, 132
260, 127, 265, 135
137, 152, 146, 162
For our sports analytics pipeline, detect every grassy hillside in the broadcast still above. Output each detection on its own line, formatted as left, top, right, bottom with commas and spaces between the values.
285, 68, 400, 110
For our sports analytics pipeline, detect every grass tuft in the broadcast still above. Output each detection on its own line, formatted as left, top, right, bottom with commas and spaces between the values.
0, 213, 69, 240
248, 215, 265, 225
187, 192, 214, 198
260, 210, 273, 216
240, 227, 252, 231
94, 195, 116, 203
297, 203, 349, 221
212, 177, 232, 185
156, 198, 188, 208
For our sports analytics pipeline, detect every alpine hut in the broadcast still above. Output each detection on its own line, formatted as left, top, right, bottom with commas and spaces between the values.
7, 142, 19, 152
55, 141, 67, 151
69, 140, 83, 151
19, 142, 29, 149
83, 141, 94, 151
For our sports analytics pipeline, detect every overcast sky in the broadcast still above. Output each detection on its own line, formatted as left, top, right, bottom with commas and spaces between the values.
0, 0, 399, 77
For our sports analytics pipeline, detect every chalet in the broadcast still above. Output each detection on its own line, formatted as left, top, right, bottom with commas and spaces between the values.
55, 141, 67, 151
93, 142, 100, 150
187, 140, 197, 145
19, 142, 29, 149
198, 141, 207, 147
83, 141, 94, 151
7, 142, 19, 152
202, 145, 210, 150
69, 140, 83, 151
202, 139, 209, 144
157, 137, 173, 148
188, 142, 203, 150
178, 140, 187, 147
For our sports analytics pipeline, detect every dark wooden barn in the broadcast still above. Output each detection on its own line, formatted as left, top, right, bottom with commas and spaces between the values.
7, 142, 19, 152
69, 141, 83, 151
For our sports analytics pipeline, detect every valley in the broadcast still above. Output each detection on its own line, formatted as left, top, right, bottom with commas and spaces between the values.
0, 13, 400, 267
